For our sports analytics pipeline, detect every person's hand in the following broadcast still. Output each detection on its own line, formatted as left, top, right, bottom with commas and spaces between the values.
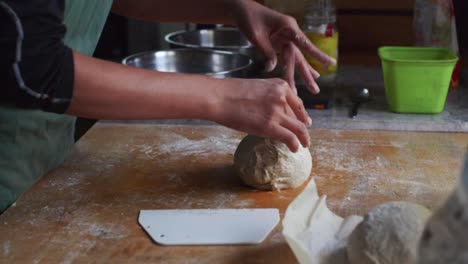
232, 0, 336, 94
211, 78, 311, 152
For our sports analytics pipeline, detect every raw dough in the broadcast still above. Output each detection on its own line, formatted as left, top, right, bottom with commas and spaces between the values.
347, 201, 431, 264
233, 135, 312, 191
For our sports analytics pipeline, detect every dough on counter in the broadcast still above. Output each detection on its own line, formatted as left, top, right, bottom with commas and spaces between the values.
347, 201, 432, 264
233, 135, 312, 191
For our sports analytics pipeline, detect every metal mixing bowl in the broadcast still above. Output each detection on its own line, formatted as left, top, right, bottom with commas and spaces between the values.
165, 28, 264, 70
122, 49, 253, 78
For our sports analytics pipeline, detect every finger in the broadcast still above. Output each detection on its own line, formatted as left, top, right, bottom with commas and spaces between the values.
284, 92, 312, 127
273, 27, 335, 66
286, 91, 312, 127
270, 124, 300, 153
310, 67, 320, 79
295, 48, 320, 94
280, 114, 310, 149
281, 43, 297, 94
284, 104, 296, 118
292, 44, 320, 80
250, 32, 278, 72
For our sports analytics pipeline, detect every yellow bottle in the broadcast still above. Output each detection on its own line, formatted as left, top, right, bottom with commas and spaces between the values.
303, 0, 339, 77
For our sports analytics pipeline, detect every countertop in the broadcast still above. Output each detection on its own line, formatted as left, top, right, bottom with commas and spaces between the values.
308, 65, 468, 132
1, 123, 467, 263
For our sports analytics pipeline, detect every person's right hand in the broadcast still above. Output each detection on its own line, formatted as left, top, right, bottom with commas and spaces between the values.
211, 78, 311, 152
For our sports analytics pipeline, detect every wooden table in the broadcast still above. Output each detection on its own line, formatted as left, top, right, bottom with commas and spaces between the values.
1, 123, 467, 263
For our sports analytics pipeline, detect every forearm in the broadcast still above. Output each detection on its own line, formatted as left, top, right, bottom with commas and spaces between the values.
111, 0, 246, 25
66, 52, 223, 120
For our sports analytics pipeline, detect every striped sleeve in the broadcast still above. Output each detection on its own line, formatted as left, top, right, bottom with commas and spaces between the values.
0, 0, 74, 113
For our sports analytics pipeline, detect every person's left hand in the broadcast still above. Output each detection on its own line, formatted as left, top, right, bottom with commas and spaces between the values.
232, 0, 336, 94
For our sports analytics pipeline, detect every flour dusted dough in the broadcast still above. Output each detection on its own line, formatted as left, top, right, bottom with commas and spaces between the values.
233, 135, 312, 191
347, 201, 431, 264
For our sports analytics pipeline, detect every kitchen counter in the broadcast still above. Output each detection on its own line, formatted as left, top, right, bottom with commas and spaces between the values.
107, 65, 468, 132
1, 123, 467, 263
308, 65, 468, 132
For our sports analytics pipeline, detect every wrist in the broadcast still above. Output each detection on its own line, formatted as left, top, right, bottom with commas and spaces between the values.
202, 77, 237, 123
191, 76, 226, 122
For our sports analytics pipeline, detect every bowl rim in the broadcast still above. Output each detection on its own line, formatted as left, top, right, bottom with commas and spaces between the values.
164, 28, 254, 49
378, 46, 458, 63
121, 48, 253, 76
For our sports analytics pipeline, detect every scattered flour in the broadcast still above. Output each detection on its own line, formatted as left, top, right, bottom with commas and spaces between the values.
60, 251, 80, 264
157, 134, 239, 157
83, 223, 128, 239
232, 199, 255, 208
3, 241, 10, 256
269, 230, 285, 244
45, 172, 86, 190
150, 191, 240, 209
311, 136, 450, 215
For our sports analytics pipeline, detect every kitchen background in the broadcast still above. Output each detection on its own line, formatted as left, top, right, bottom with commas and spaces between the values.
75, 0, 468, 140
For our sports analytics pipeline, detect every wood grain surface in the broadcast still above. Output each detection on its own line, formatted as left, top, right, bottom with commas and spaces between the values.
1, 123, 467, 263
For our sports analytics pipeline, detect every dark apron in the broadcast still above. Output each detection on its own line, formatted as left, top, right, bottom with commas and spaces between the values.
0, 0, 113, 211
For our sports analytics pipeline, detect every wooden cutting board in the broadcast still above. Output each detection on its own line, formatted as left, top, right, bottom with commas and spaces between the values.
0, 123, 467, 263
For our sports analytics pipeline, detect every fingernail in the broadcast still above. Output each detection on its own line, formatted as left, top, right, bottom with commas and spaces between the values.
328, 57, 337, 65
311, 71, 320, 79
313, 82, 321, 94
309, 82, 320, 94
265, 58, 277, 72
292, 144, 299, 153
307, 117, 312, 127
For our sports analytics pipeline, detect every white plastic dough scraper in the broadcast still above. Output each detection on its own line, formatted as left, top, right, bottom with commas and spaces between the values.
139, 208, 280, 245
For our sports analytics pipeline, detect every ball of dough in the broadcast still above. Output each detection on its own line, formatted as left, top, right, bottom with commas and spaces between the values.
347, 201, 431, 264
233, 135, 312, 191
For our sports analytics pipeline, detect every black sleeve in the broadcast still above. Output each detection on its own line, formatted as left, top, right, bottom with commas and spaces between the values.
0, 0, 74, 113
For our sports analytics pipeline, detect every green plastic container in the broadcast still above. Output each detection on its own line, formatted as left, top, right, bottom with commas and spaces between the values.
378, 46, 458, 113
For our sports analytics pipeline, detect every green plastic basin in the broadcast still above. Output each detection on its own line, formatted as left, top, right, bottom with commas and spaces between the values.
378, 46, 458, 113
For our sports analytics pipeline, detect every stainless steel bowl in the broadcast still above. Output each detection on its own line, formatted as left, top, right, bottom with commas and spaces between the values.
165, 28, 265, 70
122, 49, 253, 78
